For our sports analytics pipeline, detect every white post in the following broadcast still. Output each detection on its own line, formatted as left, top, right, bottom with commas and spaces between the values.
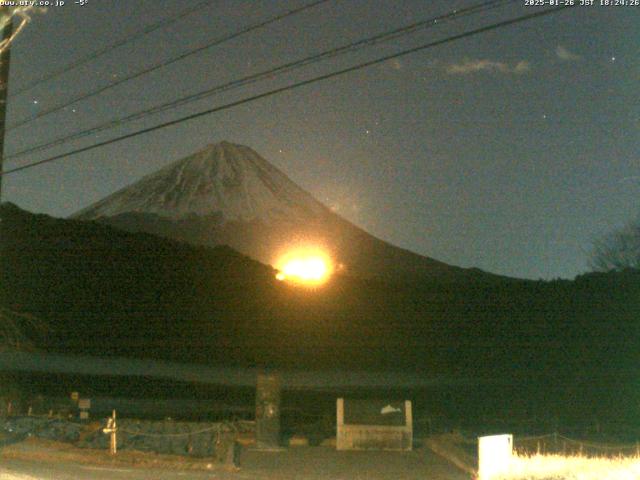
405, 400, 413, 451
110, 410, 117, 455
103, 409, 118, 455
478, 434, 513, 480
336, 398, 344, 450
337, 398, 344, 428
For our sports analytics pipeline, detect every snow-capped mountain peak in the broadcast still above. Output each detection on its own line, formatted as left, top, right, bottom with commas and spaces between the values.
73, 141, 325, 223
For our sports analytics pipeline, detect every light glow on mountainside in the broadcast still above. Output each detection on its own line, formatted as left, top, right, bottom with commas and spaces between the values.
275, 248, 333, 285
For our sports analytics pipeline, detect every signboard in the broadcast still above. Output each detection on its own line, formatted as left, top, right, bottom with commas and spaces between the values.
478, 434, 513, 480
78, 398, 91, 410
336, 398, 412, 451
70, 392, 79, 402
344, 399, 407, 426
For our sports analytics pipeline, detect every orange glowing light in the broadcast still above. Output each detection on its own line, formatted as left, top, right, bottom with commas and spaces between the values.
274, 248, 333, 285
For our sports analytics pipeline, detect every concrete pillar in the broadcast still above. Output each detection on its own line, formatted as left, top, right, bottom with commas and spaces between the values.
255, 372, 281, 450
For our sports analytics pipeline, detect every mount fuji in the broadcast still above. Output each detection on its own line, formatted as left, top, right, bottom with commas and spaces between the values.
73, 141, 492, 282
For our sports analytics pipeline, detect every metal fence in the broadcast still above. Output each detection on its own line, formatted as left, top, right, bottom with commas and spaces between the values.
0, 415, 253, 460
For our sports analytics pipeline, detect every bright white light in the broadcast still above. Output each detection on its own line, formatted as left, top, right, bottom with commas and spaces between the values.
282, 258, 327, 282
478, 434, 513, 480
275, 247, 333, 285
508, 453, 640, 480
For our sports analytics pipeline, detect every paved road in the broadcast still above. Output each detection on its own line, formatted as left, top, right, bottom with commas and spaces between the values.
1, 459, 223, 479
1, 447, 470, 479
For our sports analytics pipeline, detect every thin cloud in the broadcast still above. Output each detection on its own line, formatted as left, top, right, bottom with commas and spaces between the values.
556, 45, 581, 61
446, 59, 531, 75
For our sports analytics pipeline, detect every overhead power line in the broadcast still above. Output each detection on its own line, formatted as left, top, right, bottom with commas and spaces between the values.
6, 0, 510, 161
0, 5, 574, 178
12, 0, 217, 97
7, 0, 331, 130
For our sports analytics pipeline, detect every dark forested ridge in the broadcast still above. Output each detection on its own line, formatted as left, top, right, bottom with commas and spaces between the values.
1, 202, 638, 424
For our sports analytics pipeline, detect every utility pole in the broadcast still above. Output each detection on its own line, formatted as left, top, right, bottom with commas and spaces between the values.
0, 10, 12, 201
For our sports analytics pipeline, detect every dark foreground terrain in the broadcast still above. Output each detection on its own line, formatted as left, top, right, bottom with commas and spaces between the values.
0, 438, 467, 480
2, 203, 639, 431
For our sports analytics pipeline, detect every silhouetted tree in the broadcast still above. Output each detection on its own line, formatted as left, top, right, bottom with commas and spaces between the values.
590, 219, 640, 272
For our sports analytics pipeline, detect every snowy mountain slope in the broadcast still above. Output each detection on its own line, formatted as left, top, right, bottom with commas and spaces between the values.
73, 142, 326, 223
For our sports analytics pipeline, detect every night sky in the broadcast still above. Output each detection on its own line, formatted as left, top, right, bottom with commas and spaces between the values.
2, 0, 638, 280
